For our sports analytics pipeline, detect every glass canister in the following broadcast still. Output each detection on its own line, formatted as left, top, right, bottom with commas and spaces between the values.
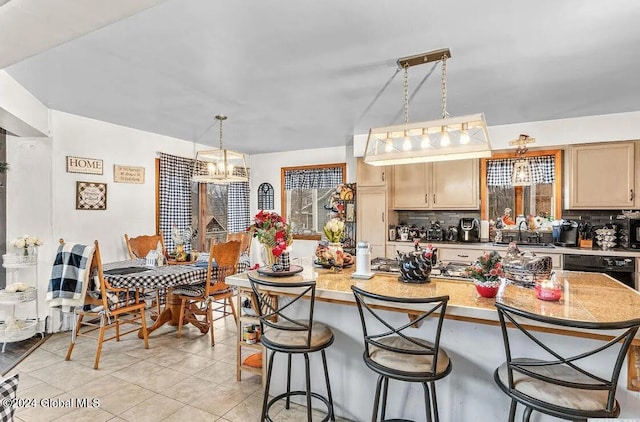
534, 273, 562, 301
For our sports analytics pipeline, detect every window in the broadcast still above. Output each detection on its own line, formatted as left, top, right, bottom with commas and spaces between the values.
481, 149, 562, 221
281, 163, 346, 237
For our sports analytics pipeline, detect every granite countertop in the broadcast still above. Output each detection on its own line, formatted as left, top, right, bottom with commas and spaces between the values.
227, 268, 640, 337
388, 240, 640, 257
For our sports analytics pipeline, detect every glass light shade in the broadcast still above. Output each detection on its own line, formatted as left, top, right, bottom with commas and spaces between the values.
440, 127, 450, 147
192, 149, 249, 184
364, 113, 492, 166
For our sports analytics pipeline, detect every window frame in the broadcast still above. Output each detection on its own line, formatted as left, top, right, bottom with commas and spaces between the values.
480, 149, 562, 220
280, 162, 346, 240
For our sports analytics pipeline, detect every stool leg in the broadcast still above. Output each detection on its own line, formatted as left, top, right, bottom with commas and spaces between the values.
321, 349, 335, 421
304, 352, 312, 422
372, 375, 384, 422
380, 377, 389, 421
429, 381, 439, 422
508, 399, 517, 422
262, 350, 276, 422
523, 406, 533, 422
422, 382, 433, 422
286, 353, 292, 409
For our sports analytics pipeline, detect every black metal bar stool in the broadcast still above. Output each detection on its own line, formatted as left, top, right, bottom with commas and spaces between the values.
248, 271, 335, 422
494, 301, 640, 421
351, 286, 452, 422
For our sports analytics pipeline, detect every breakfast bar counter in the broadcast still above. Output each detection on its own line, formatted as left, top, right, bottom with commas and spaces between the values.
226, 269, 640, 421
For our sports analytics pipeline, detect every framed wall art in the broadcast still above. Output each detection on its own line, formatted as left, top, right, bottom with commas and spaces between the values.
76, 181, 107, 210
66, 156, 103, 175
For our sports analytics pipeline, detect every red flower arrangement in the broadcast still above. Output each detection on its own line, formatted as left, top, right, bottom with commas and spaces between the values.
466, 251, 504, 285
247, 210, 293, 257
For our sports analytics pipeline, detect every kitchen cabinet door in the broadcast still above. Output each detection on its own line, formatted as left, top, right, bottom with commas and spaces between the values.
356, 158, 387, 187
357, 187, 387, 258
569, 142, 635, 209
392, 163, 429, 209
431, 159, 479, 209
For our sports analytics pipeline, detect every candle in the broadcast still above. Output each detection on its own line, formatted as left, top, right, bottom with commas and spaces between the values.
535, 276, 562, 301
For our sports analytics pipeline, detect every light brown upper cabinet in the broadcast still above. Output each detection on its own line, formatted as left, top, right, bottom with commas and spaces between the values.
392, 159, 479, 210
356, 186, 387, 258
569, 142, 636, 209
356, 158, 387, 187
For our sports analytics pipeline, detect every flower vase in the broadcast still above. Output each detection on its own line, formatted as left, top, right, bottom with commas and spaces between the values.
25, 245, 37, 264
474, 277, 501, 298
263, 245, 280, 268
327, 242, 343, 259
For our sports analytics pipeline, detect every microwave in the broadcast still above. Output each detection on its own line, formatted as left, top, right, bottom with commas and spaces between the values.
617, 217, 640, 249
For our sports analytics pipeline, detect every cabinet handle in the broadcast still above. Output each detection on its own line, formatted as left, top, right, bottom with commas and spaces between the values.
382, 171, 385, 182
433, 193, 436, 204
382, 212, 384, 223
457, 254, 469, 258
631, 189, 635, 201
425, 194, 429, 204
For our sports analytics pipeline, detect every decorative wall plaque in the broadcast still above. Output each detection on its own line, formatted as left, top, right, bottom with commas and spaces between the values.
114, 165, 145, 184
76, 181, 107, 210
66, 156, 103, 175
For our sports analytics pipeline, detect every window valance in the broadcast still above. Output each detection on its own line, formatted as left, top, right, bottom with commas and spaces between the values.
283, 166, 343, 190
486, 155, 555, 186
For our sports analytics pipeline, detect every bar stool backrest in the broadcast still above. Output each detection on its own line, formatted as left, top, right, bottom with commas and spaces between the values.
351, 285, 450, 376
247, 272, 316, 349
495, 301, 640, 414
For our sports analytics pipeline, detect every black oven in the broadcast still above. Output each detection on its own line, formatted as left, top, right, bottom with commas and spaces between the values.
563, 254, 636, 289
617, 217, 640, 249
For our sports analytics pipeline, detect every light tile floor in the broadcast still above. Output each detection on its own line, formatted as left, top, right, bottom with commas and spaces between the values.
8, 314, 350, 421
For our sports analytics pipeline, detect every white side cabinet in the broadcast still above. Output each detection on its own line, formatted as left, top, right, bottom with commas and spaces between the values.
1, 255, 44, 351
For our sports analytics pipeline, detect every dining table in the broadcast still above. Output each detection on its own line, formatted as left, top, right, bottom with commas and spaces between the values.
102, 259, 210, 337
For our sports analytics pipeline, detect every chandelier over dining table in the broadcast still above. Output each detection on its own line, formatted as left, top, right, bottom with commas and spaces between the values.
364, 48, 492, 166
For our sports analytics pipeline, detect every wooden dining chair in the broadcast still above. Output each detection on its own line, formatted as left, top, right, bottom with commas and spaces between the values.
124, 232, 166, 315
173, 240, 241, 345
65, 239, 149, 369
226, 231, 251, 255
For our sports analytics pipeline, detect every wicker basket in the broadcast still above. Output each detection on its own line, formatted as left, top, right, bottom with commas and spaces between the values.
0, 287, 37, 304
0, 319, 38, 341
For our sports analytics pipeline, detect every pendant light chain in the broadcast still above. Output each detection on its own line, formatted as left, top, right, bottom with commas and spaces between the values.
403, 63, 410, 124
441, 53, 448, 119
218, 118, 223, 150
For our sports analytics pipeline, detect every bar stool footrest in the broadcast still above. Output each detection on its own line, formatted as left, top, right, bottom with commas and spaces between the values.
266, 390, 334, 422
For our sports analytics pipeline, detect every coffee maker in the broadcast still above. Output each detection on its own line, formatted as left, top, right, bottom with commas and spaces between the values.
459, 218, 480, 242
554, 220, 579, 247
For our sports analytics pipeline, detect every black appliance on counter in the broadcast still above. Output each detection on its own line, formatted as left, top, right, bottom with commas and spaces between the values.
563, 254, 636, 289
554, 220, 579, 247
458, 218, 479, 242
616, 216, 640, 249
426, 221, 444, 241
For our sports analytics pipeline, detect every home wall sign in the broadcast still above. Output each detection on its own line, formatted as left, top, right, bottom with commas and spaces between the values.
66, 156, 103, 175
114, 165, 145, 184
76, 181, 107, 210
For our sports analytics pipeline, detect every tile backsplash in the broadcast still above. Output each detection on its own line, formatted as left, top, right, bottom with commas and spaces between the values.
395, 211, 481, 229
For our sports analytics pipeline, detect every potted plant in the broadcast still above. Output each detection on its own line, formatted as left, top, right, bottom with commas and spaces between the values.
466, 251, 504, 298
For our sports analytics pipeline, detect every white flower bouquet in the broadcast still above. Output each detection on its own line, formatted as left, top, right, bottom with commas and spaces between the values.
323, 218, 345, 243
10, 235, 43, 250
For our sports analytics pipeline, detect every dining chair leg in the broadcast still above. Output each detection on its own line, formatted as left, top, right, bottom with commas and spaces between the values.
321, 349, 335, 421
94, 315, 107, 369
228, 296, 237, 324
208, 303, 215, 346
380, 376, 389, 421
422, 382, 433, 422
115, 315, 121, 341
140, 308, 149, 349
508, 399, 517, 422
262, 349, 276, 421
304, 352, 312, 422
429, 380, 439, 422
372, 375, 384, 422
65, 313, 84, 361
177, 298, 187, 338
286, 353, 292, 409
523, 406, 533, 422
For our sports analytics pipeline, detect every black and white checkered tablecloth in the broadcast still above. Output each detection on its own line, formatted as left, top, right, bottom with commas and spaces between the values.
102, 259, 208, 290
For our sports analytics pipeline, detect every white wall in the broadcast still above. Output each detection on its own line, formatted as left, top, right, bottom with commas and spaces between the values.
0, 70, 49, 137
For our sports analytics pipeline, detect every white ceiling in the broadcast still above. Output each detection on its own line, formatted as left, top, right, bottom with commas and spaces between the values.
3, 0, 640, 154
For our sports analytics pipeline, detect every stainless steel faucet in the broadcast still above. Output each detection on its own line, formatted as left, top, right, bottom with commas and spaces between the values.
517, 220, 528, 242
